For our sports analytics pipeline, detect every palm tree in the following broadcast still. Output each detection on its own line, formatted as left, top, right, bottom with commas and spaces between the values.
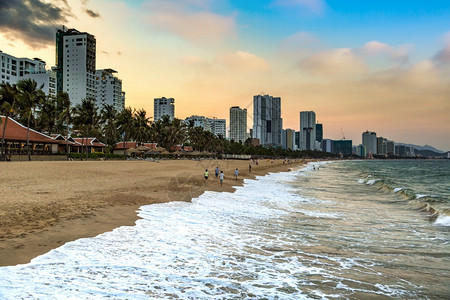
36, 95, 58, 135
56, 92, 72, 160
100, 104, 118, 160
73, 99, 100, 160
117, 107, 134, 156
133, 108, 151, 146
0, 83, 18, 161
16, 79, 45, 161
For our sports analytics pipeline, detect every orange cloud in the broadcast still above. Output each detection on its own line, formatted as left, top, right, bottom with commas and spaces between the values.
140, 0, 236, 44
217, 51, 271, 72
298, 48, 368, 78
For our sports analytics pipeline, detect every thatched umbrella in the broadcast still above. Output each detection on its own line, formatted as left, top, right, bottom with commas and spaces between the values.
200, 151, 212, 156
136, 145, 150, 152
158, 149, 171, 155
146, 150, 160, 155
188, 151, 201, 156
126, 147, 141, 154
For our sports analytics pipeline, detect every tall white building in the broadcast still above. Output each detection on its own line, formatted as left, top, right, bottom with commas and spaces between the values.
229, 106, 247, 143
185, 115, 208, 129
154, 97, 175, 121
299, 111, 316, 150
95, 69, 124, 112
207, 118, 226, 138
253, 94, 283, 147
56, 27, 96, 106
362, 131, 377, 156
1, 50, 56, 97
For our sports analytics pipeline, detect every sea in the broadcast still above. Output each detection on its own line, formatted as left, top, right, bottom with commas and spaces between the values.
0, 160, 449, 299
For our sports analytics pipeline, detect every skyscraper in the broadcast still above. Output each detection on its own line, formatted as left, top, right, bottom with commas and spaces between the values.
207, 118, 226, 138
315, 123, 323, 143
95, 69, 124, 112
253, 94, 283, 147
56, 27, 96, 106
229, 106, 247, 143
154, 97, 175, 121
299, 111, 316, 150
362, 131, 377, 156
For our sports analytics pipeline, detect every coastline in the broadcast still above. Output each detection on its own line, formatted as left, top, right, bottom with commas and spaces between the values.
0, 158, 305, 266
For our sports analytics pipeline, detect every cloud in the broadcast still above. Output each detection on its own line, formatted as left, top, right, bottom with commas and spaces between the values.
272, 0, 325, 15
84, 8, 100, 18
299, 48, 368, 78
218, 51, 271, 72
357, 41, 411, 64
140, 0, 236, 44
0, 0, 71, 48
433, 32, 450, 65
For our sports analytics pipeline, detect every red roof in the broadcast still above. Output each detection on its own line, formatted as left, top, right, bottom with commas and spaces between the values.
73, 138, 106, 147
114, 142, 157, 150
0, 116, 61, 144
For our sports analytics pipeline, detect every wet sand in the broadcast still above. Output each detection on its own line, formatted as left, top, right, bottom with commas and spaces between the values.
0, 158, 304, 266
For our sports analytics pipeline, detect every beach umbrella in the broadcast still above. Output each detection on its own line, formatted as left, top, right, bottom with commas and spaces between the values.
146, 150, 160, 155
188, 151, 201, 156
159, 149, 171, 155
200, 151, 212, 156
126, 148, 141, 154
136, 145, 150, 152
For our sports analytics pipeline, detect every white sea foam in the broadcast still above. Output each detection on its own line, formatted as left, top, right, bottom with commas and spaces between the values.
434, 215, 450, 226
0, 168, 320, 299
393, 187, 403, 193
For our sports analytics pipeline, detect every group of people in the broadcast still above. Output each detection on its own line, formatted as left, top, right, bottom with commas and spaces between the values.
204, 167, 240, 186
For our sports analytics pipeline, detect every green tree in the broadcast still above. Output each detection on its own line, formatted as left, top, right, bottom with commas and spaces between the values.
17, 79, 45, 161
100, 104, 119, 160
73, 99, 100, 160
56, 92, 72, 160
0, 83, 18, 161
117, 107, 135, 156
132, 108, 151, 145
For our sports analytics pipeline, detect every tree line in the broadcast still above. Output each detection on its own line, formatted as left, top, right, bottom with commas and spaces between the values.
1, 79, 339, 161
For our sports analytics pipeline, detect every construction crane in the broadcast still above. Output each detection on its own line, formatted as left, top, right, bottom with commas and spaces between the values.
341, 128, 346, 140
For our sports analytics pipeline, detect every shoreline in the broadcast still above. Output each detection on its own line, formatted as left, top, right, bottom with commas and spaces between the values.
0, 159, 306, 266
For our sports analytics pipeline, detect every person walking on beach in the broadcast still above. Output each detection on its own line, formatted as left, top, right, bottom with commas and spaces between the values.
215, 166, 219, 179
249, 164, 252, 173
219, 171, 224, 186
234, 168, 239, 180
204, 169, 209, 184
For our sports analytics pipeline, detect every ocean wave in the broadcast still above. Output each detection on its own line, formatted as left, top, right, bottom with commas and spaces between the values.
357, 175, 448, 220
434, 215, 450, 226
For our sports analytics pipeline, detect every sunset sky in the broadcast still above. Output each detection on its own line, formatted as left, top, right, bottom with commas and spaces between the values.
1, 0, 449, 150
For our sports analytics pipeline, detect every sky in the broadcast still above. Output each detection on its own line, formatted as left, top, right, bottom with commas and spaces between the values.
0, 0, 449, 150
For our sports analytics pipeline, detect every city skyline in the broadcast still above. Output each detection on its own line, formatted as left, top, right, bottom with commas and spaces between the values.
0, 0, 449, 150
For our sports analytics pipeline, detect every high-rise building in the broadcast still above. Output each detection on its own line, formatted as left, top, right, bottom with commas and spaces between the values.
154, 97, 175, 121
95, 69, 124, 112
185, 115, 208, 129
285, 129, 295, 150
332, 140, 353, 155
1, 51, 56, 97
253, 94, 283, 147
321, 138, 332, 153
386, 140, 395, 156
55, 27, 96, 106
315, 123, 323, 143
229, 106, 247, 143
356, 144, 366, 157
294, 131, 300, 150
362, 131, 377, 156
207, 118, 226, 138
299, 111, 316, 150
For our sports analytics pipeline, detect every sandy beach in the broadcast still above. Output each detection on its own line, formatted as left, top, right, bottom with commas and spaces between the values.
0, 158, 304, 266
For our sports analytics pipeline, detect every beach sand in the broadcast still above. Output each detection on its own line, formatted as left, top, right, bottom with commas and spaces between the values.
0, 158, 304, 266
